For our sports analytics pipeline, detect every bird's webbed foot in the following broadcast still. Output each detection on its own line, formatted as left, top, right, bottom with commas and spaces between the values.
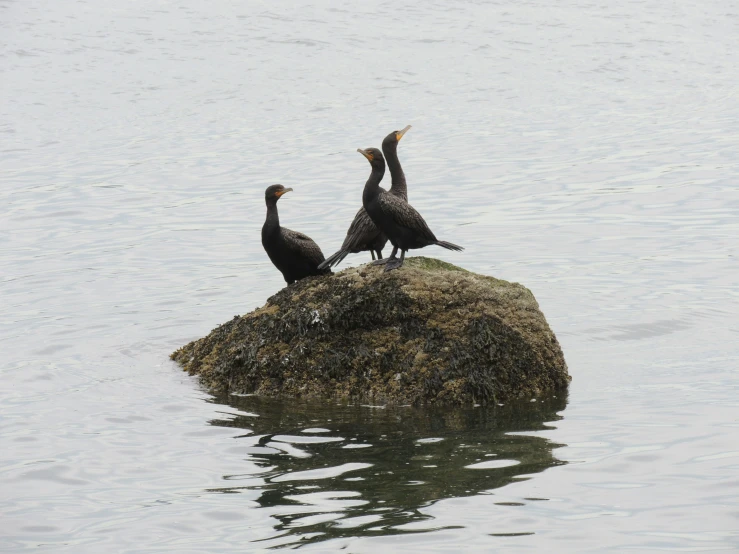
373, 246, 397, 265
383, 257, 404, 272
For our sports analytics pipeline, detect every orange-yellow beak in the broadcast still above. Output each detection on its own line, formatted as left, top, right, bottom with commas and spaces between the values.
357, 148, 373, 161
396, 124, 411, 141
275, 187, 293, 197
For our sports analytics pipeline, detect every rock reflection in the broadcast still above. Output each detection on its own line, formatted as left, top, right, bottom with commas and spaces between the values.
207, 393, 567, 547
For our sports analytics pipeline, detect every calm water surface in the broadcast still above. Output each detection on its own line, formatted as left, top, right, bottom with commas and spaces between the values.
2, 0, 738, 552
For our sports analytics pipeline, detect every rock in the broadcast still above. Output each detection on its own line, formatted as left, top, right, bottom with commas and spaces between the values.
171, 257, 570, 405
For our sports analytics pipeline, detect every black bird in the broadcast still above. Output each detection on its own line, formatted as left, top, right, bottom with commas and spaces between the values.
319, 125, 412, 269
261, 184, 331, 285
358, 148, 463, 272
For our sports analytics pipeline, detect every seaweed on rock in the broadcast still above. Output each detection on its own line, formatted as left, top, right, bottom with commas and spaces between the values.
171, 257, 569, 405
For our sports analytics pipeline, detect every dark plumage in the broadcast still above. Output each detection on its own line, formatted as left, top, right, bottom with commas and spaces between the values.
382, 124, 410, 202
319, 125, 411, 269
358, 148, 463, 272
261, 184, 331, 285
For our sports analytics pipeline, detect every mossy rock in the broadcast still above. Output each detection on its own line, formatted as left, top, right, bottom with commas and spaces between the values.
171, 257, 570, 405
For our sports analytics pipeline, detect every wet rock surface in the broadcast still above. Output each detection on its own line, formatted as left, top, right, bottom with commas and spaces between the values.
171, 257, 569, 405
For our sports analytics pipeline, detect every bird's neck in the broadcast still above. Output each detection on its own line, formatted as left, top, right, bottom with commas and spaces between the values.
263, 202, 280, 234
384, 143, 407, 199
362, 164, 386, 203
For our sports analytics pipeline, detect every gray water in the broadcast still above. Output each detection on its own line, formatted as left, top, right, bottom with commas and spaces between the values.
2, 0, 738, 551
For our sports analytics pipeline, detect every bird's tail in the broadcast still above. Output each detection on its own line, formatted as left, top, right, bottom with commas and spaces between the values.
318, 249, 350, 270
435, 240, 464, 252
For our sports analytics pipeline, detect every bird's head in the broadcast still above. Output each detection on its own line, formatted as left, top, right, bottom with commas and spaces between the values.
264, 184, 292, 204
357, 147, 385, 169
382, 125, 411, 150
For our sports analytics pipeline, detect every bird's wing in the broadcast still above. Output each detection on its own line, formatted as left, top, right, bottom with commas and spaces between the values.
378, 193, 437, 242
282, 228, 327, 265
341, 206, 380, 251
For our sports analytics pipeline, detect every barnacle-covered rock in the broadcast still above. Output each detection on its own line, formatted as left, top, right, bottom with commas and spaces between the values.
171, 257, 569, 405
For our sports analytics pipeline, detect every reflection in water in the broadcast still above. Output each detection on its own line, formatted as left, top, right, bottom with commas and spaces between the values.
207, 393, 568, 547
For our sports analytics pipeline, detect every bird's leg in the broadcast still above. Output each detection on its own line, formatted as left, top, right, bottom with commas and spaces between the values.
384, 249, 406, 272
372, 246, 397, 266
376, 248, 383, 260
371, 250, 376, 261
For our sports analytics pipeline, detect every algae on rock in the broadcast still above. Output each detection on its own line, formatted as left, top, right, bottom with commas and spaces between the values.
171, 257, 569, 405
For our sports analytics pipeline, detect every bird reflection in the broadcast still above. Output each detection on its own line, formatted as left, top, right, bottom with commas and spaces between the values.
206, 393, 568, 548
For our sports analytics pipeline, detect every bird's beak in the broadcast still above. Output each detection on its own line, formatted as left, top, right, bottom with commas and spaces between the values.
396, 124, 411, 141
275, 187, 293, 197
357, 148, 373, 161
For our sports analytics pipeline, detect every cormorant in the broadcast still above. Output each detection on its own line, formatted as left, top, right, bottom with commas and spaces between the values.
357, 148, 463, 271
319, 125, 412, 269
261, 184, 331, 285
